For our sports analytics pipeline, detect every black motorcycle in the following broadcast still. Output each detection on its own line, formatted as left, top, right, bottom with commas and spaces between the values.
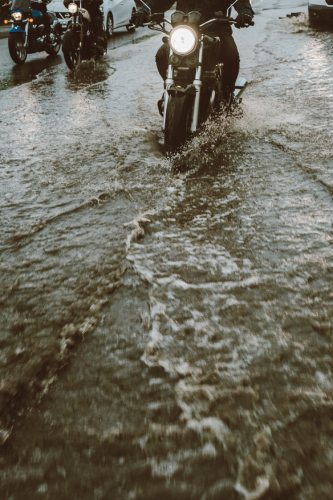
145, 10, 253, 153
5, 0, 62, 64
62, 0, 106, 70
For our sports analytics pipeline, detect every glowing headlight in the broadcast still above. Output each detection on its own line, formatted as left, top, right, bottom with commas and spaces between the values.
169, 26, 197, 56
11, 11, 23, 21
68, 3, 78, 14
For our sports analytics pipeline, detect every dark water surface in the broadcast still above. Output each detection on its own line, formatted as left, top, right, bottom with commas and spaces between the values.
0, 3, 332, 499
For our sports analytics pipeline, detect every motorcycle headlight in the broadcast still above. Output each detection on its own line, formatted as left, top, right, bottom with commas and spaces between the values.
11, 11, 23, 21
169, 26, 197, 56
68, 2, 78, 14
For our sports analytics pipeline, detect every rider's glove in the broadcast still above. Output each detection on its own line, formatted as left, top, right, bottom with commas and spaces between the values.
131, 7, 150, 27
235, 11, 253, 28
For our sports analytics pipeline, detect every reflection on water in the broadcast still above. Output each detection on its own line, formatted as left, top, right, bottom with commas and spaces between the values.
65, 59, 111, 91
0, 55, 62, 90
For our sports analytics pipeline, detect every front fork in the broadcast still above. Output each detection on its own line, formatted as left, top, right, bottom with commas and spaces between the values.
162, 38, 203, 133
69, 16, 83, 47
162, 49, 174, 132
190, 38, 203, 132
10, 21, 29, 46
24, 22, 29, 46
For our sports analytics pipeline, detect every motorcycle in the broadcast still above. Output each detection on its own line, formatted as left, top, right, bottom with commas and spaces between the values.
5, 0, 62, 64
144, 10, 253, 153
62, 0, 106, 70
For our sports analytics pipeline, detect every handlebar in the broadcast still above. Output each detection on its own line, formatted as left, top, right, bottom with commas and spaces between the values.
143, 14, 254, 31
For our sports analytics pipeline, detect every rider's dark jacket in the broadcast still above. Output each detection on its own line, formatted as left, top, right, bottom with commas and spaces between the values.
145, 0, 254, 35
144, 0, 254, 29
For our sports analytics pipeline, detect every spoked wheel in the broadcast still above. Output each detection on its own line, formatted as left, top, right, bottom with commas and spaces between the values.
62, 29, 81, 70
106, 13, 113, 38
8, 32, 27, 64
164, 94, 193, 154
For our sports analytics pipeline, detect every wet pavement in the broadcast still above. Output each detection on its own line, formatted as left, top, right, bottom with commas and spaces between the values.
0, 1, 333, 498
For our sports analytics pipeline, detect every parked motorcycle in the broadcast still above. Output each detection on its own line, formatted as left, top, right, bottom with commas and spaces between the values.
144, 10, 253, 153
62, 0, 106, 70
5, 0, 62, 64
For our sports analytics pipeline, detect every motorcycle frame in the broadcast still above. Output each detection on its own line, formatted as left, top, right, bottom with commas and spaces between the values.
8, 13, 42, 47
149, 14, 236, 134
9, 10, 58, 49
67, 1, 91, 50
144, 11, 252, 149
163, 33, 204, 134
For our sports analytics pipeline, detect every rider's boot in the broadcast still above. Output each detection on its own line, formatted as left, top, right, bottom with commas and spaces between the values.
95, 36, 106, 57
157, 94, 164, 116
157, 83, 166, 116
43, 13, 52, 44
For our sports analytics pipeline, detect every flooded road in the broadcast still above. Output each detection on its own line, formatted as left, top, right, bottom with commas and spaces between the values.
1, 1, 333, 498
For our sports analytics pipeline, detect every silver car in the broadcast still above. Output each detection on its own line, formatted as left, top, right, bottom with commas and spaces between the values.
47, 0, 137, 36
47, 0, 72, 30
103, 0, 137, 38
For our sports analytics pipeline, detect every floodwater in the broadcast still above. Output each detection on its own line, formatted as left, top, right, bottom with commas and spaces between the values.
0, 1, 332, 498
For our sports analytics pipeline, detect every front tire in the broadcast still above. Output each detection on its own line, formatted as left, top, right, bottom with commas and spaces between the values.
8, 32, 27, 64
45, 28, 62, 56
164, 94, 193, 154
308, 7, 320, 27
62, 29, 80, 70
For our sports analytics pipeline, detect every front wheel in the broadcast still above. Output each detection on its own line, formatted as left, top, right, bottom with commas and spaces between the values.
164, 94, 193, 154
45, 28, 62, 56
8, 32, 27, 64
308, 7, 321, 27
62, 29, 80, 70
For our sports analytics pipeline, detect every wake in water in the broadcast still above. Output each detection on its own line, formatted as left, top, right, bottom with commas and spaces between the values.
66, 59, 110, 88
171, 104, 244, 174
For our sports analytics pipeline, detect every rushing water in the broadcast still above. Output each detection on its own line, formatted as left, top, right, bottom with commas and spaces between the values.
0, 3, 332, 499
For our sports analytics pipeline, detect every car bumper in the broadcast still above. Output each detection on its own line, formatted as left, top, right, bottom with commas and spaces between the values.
309, 4, 333, 22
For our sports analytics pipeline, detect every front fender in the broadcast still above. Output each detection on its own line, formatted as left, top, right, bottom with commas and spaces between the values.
168, 84, 196, 98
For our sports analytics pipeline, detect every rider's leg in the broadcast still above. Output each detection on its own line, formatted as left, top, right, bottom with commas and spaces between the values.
155, 42, 169, 115
43, 14, 51, 41
31, 2, 51, 41
218, 34, 240, 103
87, 5, 105, 54
155, 42, 169, 80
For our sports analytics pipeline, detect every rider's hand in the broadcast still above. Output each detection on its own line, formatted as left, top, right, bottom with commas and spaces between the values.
131, 7, 149, 27
235, 12, 253, 28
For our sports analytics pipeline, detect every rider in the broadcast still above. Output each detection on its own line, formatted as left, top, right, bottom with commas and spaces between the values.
30, 0, 51, 42
63, 0, 105, 54
132, 0, 254, 104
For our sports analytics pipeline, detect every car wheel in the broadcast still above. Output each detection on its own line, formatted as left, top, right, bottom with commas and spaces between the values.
106, 13, 114, 38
